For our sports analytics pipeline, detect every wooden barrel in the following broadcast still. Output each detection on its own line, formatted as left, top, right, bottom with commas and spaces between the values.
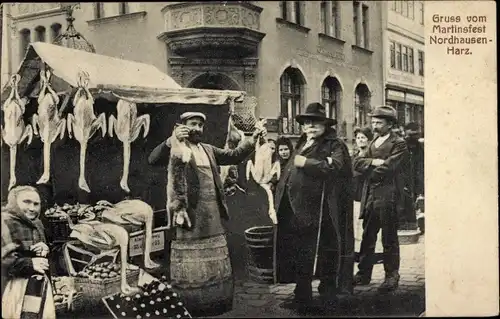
244, 226, 274, 284
170, 234, 234, 316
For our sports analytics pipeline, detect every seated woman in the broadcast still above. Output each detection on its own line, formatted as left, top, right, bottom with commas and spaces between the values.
1, 185, 56, 319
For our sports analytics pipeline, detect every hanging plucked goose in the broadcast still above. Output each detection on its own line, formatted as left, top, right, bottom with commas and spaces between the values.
220, 98, 246, 196
32, 69, 67, 185
66, 71, 107, 193
246, 119, 280, 224
108, 99, 150, 193
1, 74, 33, 190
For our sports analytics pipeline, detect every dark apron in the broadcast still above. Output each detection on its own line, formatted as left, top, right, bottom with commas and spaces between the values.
176, 165, 225, 241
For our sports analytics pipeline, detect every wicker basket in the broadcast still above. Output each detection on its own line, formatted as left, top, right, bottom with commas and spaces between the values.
75, 269, 140, 299
55, 293, 84, 315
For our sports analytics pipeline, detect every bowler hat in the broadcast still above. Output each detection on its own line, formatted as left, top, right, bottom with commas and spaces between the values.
369, 105, 397, 123
296, 102, 337, 126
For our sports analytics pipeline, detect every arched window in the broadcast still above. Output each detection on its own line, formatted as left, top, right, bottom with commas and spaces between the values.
280, 67, 305, 135
35, 26, 46, 42
19, 29, 31, 60
321, 76, 341, 122
51, 23, 62, 42
354, 84, 370, 127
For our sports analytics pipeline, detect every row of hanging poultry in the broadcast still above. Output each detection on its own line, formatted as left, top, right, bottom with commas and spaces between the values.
1, 70, 150, 194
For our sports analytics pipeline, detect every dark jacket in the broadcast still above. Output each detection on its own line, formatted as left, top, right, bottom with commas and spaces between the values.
1, 210, 47, 296
274, 129, 354, 293
353, 132, 410, 219
406, 138, 425, 198
352, 148, 369, 202
148, 140, 255, 221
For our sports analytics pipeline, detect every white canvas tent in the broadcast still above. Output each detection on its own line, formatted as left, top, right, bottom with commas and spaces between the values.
1, 42, 246, 106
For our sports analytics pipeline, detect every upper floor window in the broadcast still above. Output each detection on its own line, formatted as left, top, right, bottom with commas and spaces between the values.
418, 1, 424, 25
418, 50, 424, 76
320, 1, 340, 38
19, 29, 31, 60
50, 23, 62, 42
353, 1, 369, 49
392, 1, 416, 20
321, 77, 342, 122
391, 40, 415, 74
119, 2, 129, 15
409, 48, 414, 73
94, 2, 104, 19
279, 1, 305, 26
390, 41, 396, 68
280, 67, 306, 135
35, 26, 46, 42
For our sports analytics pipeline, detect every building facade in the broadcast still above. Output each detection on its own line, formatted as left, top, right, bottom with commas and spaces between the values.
382, 0, 425, 133
2, 1, 384, 141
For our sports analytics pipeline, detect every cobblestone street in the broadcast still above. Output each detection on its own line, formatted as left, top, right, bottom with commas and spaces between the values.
213, 236, 425, 318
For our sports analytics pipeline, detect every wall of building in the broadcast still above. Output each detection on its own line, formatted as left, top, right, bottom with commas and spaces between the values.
383, 1, 425, 130
255, 1, 384, 139
3, 1, 385, 141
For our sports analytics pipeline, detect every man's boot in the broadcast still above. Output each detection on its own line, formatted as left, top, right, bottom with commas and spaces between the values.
281, 281, 313, 311
353, 272, 371, 286
378, 272, 400, 293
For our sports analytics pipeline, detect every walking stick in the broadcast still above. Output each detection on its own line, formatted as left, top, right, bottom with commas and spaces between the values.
313, 182, 326, 276
273, 223, 278, 284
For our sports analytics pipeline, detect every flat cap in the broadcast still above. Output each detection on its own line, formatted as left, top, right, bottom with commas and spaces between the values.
180, 112, 206, 122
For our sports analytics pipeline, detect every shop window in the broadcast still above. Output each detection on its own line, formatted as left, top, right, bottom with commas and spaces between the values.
19, 29, 31, 60
35, 26, 46, 42
321, 76, 341, 122
280, 67, 306, 135
354, 84, 370, 128
50, 23, 62, 42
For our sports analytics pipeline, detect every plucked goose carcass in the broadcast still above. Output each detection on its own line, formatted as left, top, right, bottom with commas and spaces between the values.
99, 199, 160, 269
166, 125, 192, 230
66, 71, 107, 193
1, 74, 33, 190
246, 119, 280, 224
220, 113, 246, 196
32, 69, 66, 185
108, 99, 150, 193
67, 215, 141, 295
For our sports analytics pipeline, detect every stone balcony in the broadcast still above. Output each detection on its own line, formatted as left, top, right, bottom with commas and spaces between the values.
158, 1, 265, 59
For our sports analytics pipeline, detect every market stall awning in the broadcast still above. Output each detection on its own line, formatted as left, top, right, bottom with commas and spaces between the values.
1, 42, 245, 106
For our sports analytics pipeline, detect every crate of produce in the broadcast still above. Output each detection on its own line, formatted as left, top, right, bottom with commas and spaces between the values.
74, 261, 140, 300
63, 240, 119, 276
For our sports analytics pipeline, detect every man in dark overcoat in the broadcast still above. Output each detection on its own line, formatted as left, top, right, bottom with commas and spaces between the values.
353, 105, 410, 293
274, 102, 354, 313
